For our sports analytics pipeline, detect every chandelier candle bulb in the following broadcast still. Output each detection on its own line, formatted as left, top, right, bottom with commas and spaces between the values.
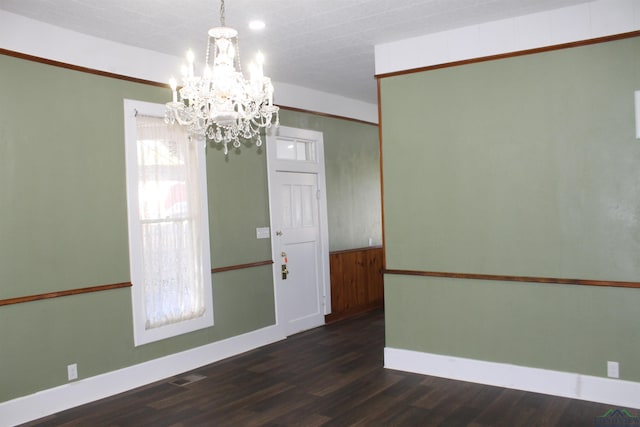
186, 49, 195, 78
256, 52, 264, 79
169, 78, 178, 103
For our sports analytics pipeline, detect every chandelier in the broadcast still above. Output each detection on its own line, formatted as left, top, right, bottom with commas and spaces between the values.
165, 0, 279, 154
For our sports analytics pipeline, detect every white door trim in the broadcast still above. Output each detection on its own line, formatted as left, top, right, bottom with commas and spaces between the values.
266, 126, 331, 336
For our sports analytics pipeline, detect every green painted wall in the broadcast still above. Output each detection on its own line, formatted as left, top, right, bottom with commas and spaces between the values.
207, 143, 273, 268
381, 37, 640, 381
279, 110, 382, 251
385, 275, 640, 380
0, 54, 381, 403
0, 55, 274, 402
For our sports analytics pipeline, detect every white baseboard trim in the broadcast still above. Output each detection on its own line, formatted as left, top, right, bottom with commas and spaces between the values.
384, 347, 640, 410
1, 325, 285, 427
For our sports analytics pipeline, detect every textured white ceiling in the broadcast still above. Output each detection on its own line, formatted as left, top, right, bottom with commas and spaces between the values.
0, 0, 593, 104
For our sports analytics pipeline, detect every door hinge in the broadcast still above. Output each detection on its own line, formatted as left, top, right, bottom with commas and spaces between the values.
316, 189, 321, 200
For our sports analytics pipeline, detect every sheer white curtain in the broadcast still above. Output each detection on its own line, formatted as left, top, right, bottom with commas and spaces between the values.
134, 115, 206, 329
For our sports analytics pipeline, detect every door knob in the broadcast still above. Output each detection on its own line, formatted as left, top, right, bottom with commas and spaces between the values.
276, 230, 283, 236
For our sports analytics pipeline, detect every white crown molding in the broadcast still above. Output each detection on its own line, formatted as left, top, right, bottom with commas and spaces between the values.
0, 9, 378, 124
0, 9, 182, 84
273, 82, 379, 124
375, 0, 640, 75
385, 347, 640, 410
0, 325, 285, 427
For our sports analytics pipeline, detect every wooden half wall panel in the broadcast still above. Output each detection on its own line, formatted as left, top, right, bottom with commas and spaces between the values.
326, 246, 384, 323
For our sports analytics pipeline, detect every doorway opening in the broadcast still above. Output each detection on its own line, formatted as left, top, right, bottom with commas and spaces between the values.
266, 126, 330, 337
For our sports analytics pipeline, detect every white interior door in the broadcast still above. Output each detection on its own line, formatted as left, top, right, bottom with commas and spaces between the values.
272, 171, 324, 335
267, 126, 330, 337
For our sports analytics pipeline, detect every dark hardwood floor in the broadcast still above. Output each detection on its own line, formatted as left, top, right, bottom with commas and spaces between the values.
22, 310, 627, 426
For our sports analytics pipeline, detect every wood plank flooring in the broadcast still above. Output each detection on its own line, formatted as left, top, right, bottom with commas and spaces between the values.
22, 310, 629, 426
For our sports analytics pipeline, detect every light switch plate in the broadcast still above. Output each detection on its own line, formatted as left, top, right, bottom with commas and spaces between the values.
256, 227, 270, 239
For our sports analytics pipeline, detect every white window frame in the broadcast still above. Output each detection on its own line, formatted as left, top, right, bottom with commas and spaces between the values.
123, 99, 213, 346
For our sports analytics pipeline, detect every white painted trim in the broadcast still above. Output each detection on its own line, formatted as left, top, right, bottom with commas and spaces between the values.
385, 347, 640, 410
375, 0, 640, 75
123, 99, 215, 346
0, 325, 285, 427
635, 90, 640, 139
266, 126, 332, 327
0, 10, 182, 85
0, 10, 377, 124
273, 82, 378, 124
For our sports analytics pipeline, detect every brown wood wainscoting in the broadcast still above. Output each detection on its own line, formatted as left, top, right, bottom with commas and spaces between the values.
325, 246, 384, 323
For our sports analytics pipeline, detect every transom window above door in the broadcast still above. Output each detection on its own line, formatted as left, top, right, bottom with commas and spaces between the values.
276, 137, 317, 162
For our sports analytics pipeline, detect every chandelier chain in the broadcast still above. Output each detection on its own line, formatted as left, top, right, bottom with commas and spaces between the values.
220, 0, 225, 26
205, 37, 211, 67
234, 31, 242, 73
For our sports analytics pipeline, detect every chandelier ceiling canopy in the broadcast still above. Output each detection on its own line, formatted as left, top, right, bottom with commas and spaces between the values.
165, 0, 279, 154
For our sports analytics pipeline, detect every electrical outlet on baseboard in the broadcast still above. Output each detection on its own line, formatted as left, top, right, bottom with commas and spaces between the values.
67, 363, 78, 381
607, 361, 619, 379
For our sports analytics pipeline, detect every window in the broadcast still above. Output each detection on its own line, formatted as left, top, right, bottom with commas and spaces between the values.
275, 137, 316, 162
123, 99, 213, 346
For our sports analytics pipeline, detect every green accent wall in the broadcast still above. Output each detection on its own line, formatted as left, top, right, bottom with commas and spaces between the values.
385, 275, 640, 380
207, 143, 273, 268
279, 110, 382, 251
0, 53, 381, 403
381, 37, 640, 381
0, 54, 276, 402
